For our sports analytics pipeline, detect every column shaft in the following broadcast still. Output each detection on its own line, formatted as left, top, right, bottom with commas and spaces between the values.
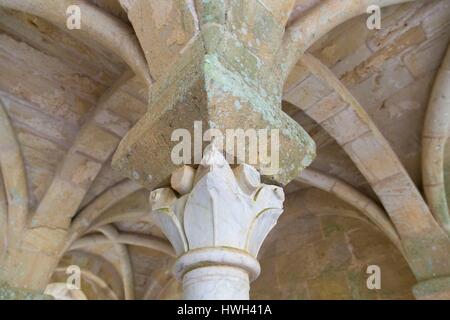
183, 267, 250, 300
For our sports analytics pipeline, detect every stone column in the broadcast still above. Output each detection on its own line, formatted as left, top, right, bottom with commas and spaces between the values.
149, 144, 284, 300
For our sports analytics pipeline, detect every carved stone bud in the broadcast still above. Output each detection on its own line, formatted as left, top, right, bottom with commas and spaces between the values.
170, 165, 195, 195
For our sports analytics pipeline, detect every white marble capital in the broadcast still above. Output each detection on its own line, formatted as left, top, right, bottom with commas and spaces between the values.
150, 143, 285, 300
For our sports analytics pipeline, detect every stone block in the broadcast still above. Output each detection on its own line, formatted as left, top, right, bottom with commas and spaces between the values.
1, 248, 58, 290
343, 26, 426, 87
20, 227, 67, 256
343, 132, 401, 183
124, 0, 197, 81
304, 92, 347, 124
112, 54, 315, 188
283, 75, 332, 110
347, 226, 392, 261
227, 0, 285, 61
312, 233, 353, 274
307, 270, 353, 300
420, 1, 450, 38
403, 31, 450, 78
31, 177, 87, 228
94, 109, 131, 138
58, 151, 103, 189
320, 216, 362, 239
74, 125, 119, 162
321, 107, 371, 145
257, 0, 295, 26
276, 243, 319, 283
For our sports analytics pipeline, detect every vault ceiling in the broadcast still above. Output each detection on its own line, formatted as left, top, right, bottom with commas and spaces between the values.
0, 0, 449, 299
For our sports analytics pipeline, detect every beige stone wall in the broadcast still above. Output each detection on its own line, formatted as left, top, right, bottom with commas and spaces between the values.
252, 189, 416, 299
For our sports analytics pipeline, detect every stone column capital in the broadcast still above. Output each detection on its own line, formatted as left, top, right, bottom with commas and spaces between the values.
149, 143, 285, 299
150, 143, 284, 258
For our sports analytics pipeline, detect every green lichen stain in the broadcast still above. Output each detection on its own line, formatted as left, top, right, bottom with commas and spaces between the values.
0, 282, 52, 300
199, 0, 226, 25
202, 53, 316, 184
413, 277, 450, 298
204, 55, 315, 151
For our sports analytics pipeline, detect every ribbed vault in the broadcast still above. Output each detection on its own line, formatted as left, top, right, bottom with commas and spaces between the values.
0, 0, 449, 300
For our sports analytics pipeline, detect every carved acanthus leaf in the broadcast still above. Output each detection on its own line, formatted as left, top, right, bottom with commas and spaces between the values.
150, 143, 284, 257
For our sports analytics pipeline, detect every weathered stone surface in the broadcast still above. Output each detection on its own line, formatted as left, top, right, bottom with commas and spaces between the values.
253, 189, 416, 300
342, 26, 426, 87
404, 30, 450, 78
113, 0, 315, 189
307, 270, 353, 300
0, 282, 52, 300
122, 0, 197, 82
413, 277, 450, 300
303, 92, 347, 124
1, 0, 450, 301
0, 247, 58, 290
